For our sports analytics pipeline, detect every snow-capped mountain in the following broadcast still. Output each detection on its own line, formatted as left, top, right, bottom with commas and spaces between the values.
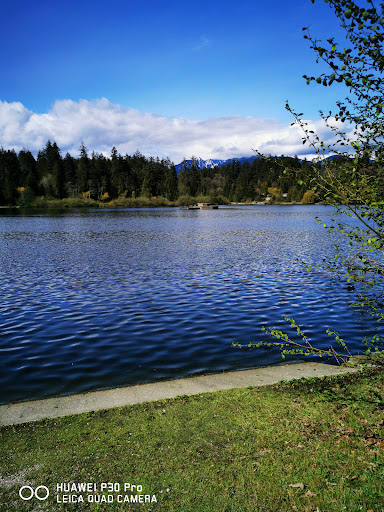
175, 155, 259, 172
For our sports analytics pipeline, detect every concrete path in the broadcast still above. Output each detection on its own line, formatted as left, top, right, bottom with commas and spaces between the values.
0, 363, 356, 427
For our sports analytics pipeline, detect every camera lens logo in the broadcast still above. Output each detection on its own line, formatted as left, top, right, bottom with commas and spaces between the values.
19, 485, 49, 501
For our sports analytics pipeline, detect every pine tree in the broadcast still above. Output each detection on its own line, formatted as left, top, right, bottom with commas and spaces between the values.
76, 142, 90, 194
0, 149, 19, 205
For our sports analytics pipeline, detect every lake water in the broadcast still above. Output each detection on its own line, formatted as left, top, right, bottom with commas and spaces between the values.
0, 205, 380, 405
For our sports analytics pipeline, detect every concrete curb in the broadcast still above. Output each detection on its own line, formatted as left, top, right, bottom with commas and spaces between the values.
0, 362, 357, 427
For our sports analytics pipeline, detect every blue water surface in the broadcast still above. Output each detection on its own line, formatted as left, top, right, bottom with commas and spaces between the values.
0, 205, 380, 404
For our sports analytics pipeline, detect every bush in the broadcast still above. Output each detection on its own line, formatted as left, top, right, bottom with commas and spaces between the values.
176, 195, 195, 206
301, 190, 317, 204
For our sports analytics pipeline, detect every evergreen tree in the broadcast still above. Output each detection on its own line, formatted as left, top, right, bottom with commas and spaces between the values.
63, 152, 78, 197
94, 153, 110, 199
162, 159, 178, 200
18, 149, 38, 194
178, 157, 201, 197
122, 154, 137, 197
76, 142, 90, 194
0, 149, 19, 205
47, 141, 64, 198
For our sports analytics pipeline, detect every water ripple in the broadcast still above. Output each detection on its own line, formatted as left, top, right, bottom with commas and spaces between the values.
0, 205, 382, 404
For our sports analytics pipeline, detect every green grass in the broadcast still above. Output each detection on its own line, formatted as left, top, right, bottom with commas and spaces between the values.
29, 196, 100, 208
1, 367, 383, 511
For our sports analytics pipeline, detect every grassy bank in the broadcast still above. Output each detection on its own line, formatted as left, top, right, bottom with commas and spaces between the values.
4, 195, 316, 209
22, 195, 177, 209
10, 194, 230, 209
1, 367, 383, 511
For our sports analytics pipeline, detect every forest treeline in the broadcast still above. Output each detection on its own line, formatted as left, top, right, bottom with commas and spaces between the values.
0, 140, 328, 207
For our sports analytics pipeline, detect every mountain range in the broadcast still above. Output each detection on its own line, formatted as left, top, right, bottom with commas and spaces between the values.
175, 155, 259, 172
174, 154, 345, 172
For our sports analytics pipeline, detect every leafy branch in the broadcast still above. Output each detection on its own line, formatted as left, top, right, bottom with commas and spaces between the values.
233, 315, 384, 365
234, 315, 353, 364
248, 0, 384, 364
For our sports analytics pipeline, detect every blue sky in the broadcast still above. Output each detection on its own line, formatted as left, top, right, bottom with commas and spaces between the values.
0, 0, 351, 162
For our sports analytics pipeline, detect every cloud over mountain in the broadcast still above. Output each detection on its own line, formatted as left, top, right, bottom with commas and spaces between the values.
0, 98, 351, 163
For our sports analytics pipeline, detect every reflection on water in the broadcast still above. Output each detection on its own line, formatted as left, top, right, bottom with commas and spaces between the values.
0, 205, 380, 404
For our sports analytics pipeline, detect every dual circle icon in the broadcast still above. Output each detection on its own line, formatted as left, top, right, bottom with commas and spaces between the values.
19, 485, 49, 501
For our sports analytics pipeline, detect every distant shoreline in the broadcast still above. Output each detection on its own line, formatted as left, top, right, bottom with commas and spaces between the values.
0, 200, 315, 210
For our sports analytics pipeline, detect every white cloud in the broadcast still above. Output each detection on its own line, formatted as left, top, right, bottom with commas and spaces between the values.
0, 98, 354, 163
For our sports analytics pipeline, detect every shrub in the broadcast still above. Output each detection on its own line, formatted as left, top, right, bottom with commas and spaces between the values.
301, 190, 317, 204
